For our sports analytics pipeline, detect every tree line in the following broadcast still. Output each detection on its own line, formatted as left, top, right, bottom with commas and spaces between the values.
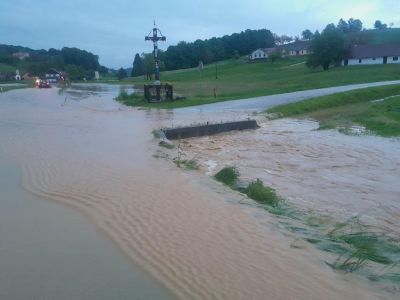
130, 18, 395, 77
0, 44, 108, 80
305, 18, 394, 70
132, 29, 275, 76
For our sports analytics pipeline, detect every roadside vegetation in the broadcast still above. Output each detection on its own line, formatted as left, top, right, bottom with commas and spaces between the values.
214, 166, 400, 285
0, 85, 27, 93
267, 84, 400, 137
115, 90, 144, 106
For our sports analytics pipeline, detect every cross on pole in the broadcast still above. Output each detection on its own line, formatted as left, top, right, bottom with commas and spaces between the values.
145, 21, 166, 81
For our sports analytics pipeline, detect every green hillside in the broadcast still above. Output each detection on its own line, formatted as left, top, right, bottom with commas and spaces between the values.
126, 56, 400, 108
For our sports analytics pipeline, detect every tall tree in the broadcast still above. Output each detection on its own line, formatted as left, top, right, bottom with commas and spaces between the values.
116, 68, 127, 80
162, 29, 275, 71
348, 18, 363, 32
374, 20, 387, 30
142, 53, 154, 80
307, 29, 347, 70
301, 29, 313, 40
337, 19, 349, 33
132, 53, 143, 77
324, 23, 337, 32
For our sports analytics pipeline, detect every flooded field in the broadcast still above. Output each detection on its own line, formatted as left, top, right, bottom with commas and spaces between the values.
0, 84, 398, 299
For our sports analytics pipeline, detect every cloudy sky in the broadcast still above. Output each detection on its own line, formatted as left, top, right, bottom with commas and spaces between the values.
1, 0, 399, 68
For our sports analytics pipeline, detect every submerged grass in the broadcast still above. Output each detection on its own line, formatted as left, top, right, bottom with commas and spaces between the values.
214, 167, 239, 187
245, 179, 280, 207
213, 166, 400, 285
158, 140, 175, 149
115, 91, 145, 106
173, 158, 199, 170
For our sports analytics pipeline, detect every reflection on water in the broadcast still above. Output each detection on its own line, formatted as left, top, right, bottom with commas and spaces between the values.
60, 83, 135, 102
0, 85, 397, 300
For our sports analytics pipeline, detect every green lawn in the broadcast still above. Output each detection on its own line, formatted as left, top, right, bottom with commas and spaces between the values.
120, 56, 400, 108
0, 63, 16, 73
267, 85, 400, 137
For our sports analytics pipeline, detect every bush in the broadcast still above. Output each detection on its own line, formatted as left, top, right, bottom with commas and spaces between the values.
214, 167, 239, 186
245, 179, 279, 206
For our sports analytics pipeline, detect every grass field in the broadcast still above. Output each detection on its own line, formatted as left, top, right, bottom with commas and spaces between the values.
267, 85, 400, 137
120, 56, 400, 108
0, 63, 16, 73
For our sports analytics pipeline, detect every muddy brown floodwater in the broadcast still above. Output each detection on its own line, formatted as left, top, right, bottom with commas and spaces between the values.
182, 118, 400, 234
0, 84, 398, 300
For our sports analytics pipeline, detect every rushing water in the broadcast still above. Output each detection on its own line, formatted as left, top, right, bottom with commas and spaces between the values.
181, 117, 400, 233
0, 84, 397, 299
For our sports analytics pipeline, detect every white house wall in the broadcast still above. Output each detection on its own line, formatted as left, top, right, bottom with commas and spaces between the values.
388, 57, 400, 64
344, 56, 400, 66
288, 50, 309, 56
348, 58, 383, 65
251, 49, 267, 60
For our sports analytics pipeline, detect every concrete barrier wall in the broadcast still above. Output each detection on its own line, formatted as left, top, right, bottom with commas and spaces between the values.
163, 120, 259, 140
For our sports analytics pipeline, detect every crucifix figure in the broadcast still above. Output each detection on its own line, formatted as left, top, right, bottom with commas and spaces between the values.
145, 21, 166, 81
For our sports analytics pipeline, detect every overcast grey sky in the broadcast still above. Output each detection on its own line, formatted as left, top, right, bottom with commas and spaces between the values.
1, 0, 399, 68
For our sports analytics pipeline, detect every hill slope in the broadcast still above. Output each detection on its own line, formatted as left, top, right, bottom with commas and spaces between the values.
129, 56, 400, 108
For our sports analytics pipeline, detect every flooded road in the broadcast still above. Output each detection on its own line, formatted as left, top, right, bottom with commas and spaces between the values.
0, 84, 397, 299
0, 162, 175, 300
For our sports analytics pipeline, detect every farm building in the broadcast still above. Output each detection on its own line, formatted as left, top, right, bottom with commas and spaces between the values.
342, 44, 400, 66
45, 69, 67, 82
12, 52, 30, 60
250, 48, 278, 60
280, 41, 311, 56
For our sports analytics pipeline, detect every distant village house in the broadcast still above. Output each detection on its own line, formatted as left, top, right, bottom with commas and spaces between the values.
249, 41, 311, 61
12, 52, 30, 60
250, 48, 278, 60
280, 41, 311, 56
45, 69, 67, 83
342, 44, 400, 66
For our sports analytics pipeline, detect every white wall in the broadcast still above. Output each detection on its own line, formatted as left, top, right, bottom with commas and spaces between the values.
348, 58, 383, 65
250, 49, 267, 60
343, 56, 400, 66
288, 50, 308, 56
388, 56, 400, 64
